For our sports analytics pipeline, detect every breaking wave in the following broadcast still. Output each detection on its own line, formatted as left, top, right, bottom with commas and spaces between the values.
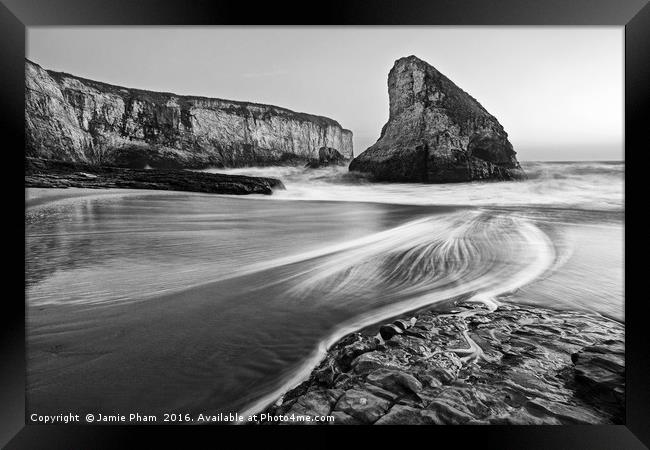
206, 160, 623, 211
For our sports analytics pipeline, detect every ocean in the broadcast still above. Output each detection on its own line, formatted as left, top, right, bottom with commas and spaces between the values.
25, 161, 624, 418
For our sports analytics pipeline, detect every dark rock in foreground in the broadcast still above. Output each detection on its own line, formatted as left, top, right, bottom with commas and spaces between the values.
258, 302, 624, 425
25, 158, 285, 195
349, 56, 525, 183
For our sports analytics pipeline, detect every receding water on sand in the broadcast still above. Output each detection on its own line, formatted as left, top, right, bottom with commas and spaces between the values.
25, 161, 623, 418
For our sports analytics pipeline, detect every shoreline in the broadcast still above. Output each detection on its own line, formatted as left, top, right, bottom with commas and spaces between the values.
24, 186, 460, 213
25, 187, 167, 209
255, 299, 624, 425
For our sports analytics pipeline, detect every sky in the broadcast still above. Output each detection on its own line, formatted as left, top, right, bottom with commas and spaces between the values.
27, 27, 623, 161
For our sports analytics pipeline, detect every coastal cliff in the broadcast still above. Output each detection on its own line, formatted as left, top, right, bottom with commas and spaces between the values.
349, 56, 524, 182
25, 59, 353, 169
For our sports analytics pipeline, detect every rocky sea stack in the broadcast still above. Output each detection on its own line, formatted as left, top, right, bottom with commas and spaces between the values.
25, 59, 353, 169
349, 56, 525, 183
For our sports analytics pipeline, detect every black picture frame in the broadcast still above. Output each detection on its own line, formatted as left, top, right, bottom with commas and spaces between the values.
1, 0, 647, 448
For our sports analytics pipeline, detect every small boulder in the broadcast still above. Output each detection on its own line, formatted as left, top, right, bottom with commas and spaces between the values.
379, 324, 403, 341
314, 362, 337, 385
338, 336, 379, 369
393, 317, 416, 331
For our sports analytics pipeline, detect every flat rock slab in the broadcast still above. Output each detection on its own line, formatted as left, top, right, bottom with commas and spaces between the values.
257, 302, 624, 425
25, 158, 285, 196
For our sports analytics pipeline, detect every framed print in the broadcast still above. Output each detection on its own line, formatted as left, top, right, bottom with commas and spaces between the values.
1, 0, 648, 448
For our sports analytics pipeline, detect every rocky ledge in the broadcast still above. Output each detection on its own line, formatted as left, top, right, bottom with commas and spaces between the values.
259, 301, 624, 425
25, 158, 285, 195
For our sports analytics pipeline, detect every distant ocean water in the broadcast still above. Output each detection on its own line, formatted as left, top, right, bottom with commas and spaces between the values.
25, 160, 624, 419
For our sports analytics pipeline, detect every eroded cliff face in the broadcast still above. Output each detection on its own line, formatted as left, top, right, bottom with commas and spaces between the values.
349, 56, 524, 182
25, 60, 353, 169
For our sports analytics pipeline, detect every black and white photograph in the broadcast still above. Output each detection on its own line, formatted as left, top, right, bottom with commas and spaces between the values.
24, 26, 625, 427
